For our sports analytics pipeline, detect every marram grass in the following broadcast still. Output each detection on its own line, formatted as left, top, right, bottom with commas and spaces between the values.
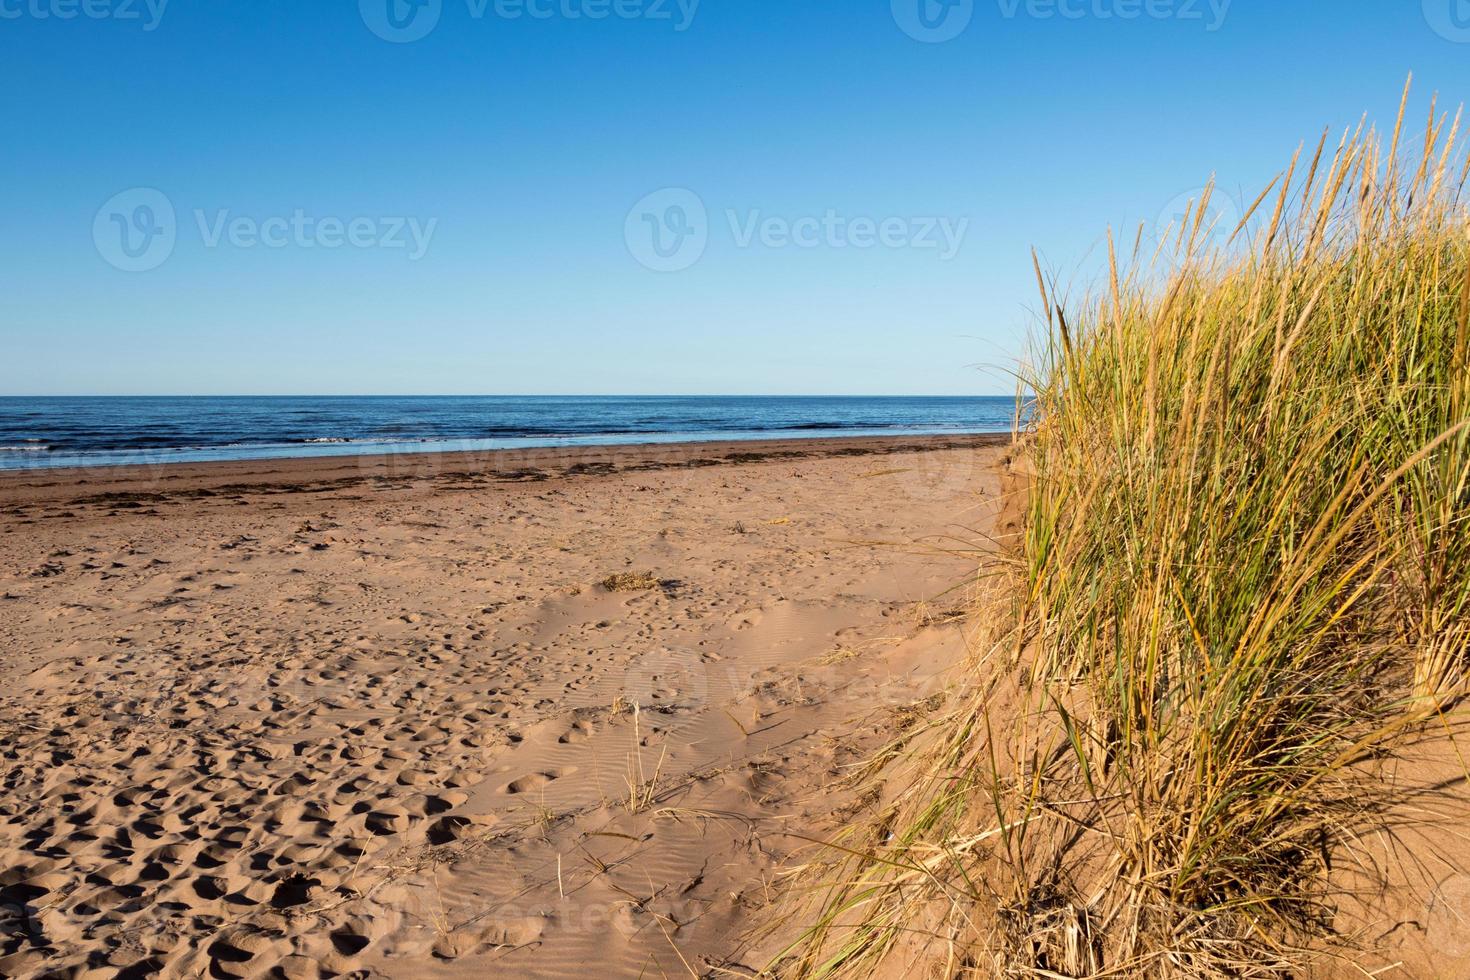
777, 83, 1470, 978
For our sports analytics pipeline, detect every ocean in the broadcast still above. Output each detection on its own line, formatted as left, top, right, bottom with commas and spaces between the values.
0, 395, 1018, 471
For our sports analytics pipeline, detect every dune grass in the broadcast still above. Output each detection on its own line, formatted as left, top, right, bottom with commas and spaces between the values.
779, 83, 1470, 977
600, 570, 661, 592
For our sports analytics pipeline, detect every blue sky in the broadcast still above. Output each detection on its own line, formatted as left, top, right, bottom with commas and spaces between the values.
2, 1, 1468, 395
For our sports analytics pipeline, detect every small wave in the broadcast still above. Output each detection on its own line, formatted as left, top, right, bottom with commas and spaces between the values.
0, 445, 50, 452
772, 422, 862, 431
301, 437, 352, 444
475, 426, 647, 438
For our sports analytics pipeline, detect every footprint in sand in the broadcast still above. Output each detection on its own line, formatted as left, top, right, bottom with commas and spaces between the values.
503, 768, 577, 795
557, 719, 597, 744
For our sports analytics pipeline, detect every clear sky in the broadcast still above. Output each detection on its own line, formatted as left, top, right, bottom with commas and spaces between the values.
3, 1, 1467, 395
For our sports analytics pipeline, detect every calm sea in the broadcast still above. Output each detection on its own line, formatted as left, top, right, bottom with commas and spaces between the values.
0, 396, 1018, 471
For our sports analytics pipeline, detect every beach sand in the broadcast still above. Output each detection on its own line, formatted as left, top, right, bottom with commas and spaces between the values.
0, 434, 1007, 978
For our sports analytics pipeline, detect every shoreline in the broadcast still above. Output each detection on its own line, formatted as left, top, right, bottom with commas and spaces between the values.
0, 431, 1011, 508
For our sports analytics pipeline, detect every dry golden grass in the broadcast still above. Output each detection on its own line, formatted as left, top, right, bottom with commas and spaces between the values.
600, 570, 661, 592
776, 80, 1470, 979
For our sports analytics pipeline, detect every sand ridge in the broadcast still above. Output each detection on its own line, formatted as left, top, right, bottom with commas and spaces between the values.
0, 436, 1006, 978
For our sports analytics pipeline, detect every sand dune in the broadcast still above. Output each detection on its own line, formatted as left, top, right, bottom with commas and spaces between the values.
0, 435, 1006, 978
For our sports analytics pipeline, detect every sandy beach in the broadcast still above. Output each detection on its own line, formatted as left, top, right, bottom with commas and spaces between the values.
0, 434, 1008, 978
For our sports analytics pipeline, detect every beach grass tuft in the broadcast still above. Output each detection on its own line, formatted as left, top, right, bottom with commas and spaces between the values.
600, 570, 661, 592
779, 81, 1470, 977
